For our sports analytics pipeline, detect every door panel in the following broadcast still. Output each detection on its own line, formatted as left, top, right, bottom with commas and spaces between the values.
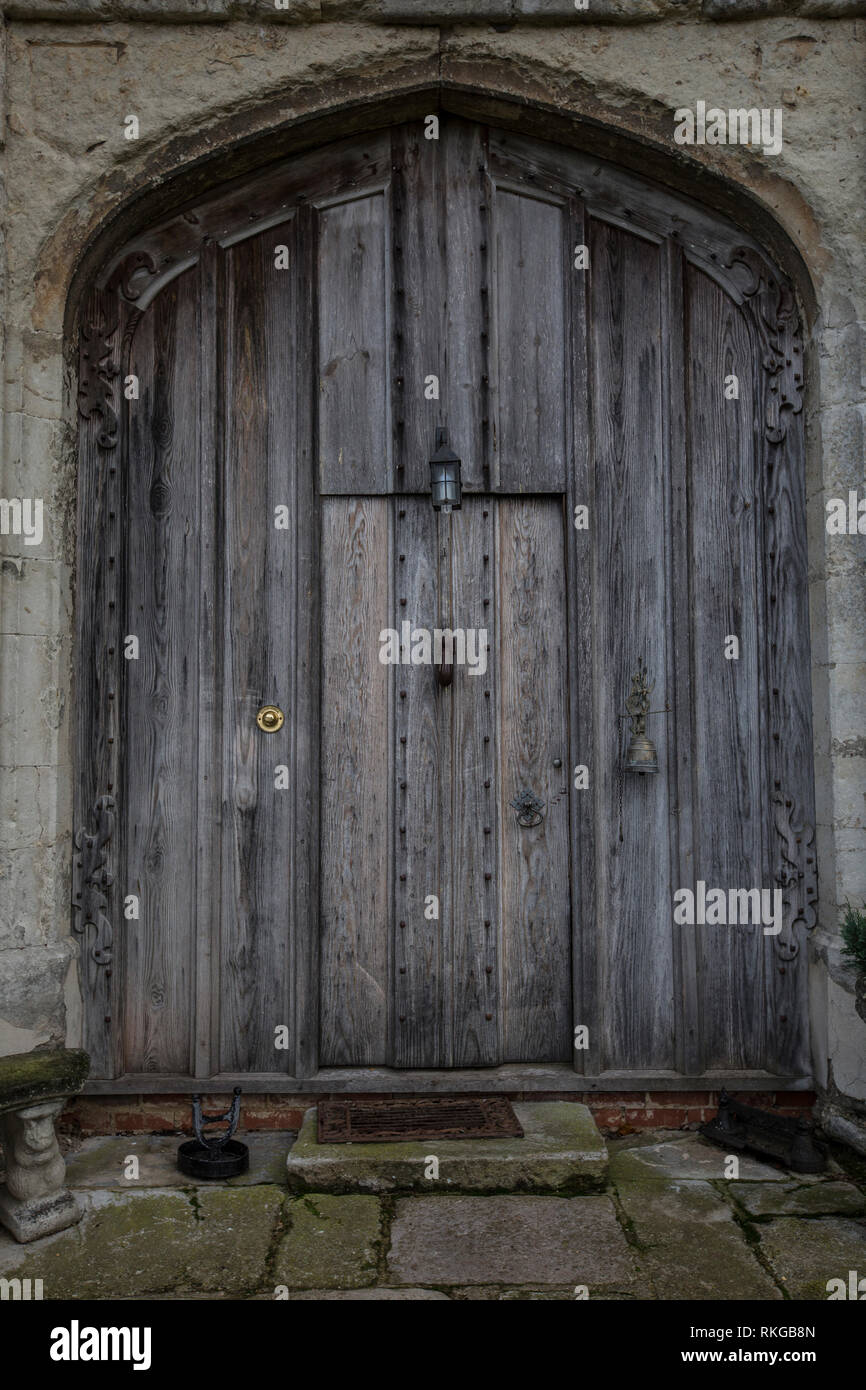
319, 497, 392, 1066
590, 221, 676, 1072
498, 498, 572, 1061
219, 224, 298, 1073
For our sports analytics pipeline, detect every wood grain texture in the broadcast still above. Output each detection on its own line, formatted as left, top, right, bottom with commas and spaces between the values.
123, 273, 199, 1074
493, 187, 567, 492
589, 219, 675, 1072
218, 224, 297, 1073
686, 264, 765, 1072
498, 498, 572, 1061
317, 189, 389, 494
319, 498, 391, 1065
449, 497, 500, 1065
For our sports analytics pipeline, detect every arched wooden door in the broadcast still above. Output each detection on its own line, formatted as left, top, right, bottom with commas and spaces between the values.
74, 115, 815, 1091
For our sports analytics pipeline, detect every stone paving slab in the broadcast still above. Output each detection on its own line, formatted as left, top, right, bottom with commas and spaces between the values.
287, 1287, 451, 1299
610, 1134, 819, 1184
286, 1102, 607, 1194
730, 1180, 866, 1220
0, 1186, 284, 1299
758, 1216, 866, 1300
616, 1179, 782, 1300
65, 1133, 293, 1188
273, 1194, 382, 1290
387, 1194, 636, 1289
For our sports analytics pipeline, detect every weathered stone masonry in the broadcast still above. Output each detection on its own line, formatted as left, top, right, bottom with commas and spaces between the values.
0, 0, 863, 1133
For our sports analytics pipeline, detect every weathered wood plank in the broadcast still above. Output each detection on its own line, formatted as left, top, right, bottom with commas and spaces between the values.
498, 497, 572, 1061
319, 497, 391, 1065
218, 223, 297, 1073
75, 290, 125, 1078
123, 272, 199, 1074
443, 119, 488, 491
391, 497, 446, 1065
391, 125, 444, 493
664, 240, 703, 1077
686, 264, 765, 1071
450, 497, 499, 1065
317, 189, 390, 493
493, 187, 567, 492
193, 241, 222, 1079
589, 220, 675, 1072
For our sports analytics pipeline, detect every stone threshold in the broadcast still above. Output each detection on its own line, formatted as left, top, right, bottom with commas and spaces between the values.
285, 1102, 608, 1194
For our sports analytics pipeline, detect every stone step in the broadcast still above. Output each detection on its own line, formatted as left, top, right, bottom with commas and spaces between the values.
285, 1102, 607, 1194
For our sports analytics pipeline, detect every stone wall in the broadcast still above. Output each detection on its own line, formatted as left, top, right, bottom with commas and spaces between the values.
0, 1, 863, 1122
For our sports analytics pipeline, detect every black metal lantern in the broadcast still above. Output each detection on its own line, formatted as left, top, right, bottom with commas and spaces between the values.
429, 428, 462, 512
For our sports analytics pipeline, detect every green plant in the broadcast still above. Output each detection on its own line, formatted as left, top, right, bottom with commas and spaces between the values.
840, 903, 866, 975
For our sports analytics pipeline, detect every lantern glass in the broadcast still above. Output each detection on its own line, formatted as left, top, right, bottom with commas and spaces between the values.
429, 430, 462, 511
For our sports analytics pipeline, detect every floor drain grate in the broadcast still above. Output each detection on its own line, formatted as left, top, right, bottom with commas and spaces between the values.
317, 1097, 524, 1143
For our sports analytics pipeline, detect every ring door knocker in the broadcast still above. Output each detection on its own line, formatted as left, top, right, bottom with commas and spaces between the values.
510, 789, 546, 828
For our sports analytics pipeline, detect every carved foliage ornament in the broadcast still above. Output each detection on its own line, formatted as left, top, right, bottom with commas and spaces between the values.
73, 796, 115, 967
726, 245, 804, 445
77, 251, 158, 450
772, 792, 818, 961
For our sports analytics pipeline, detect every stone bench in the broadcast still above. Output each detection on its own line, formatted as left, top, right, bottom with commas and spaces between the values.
0, 1048, 90, 1243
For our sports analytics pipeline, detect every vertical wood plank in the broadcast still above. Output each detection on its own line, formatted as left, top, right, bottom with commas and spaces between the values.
319, 498, 391, 1065
75, 290, 125, 1078
193, 241, 222, 1078
443, 120, 489, 491
498, 497, 572, 1061
123, 273, 199, 1074
391, 497, 447, 1065
589, 220, 675, 1071
565, 194, 597, 1076
450, 496, 499, 1065
493, 188, 568, 492
218, 222, 297, 1073
686, 263, 765, 1071
317, 190, 390, 493
664, 240, 703, 1077
391, 125, 444, 494
292, 202, 322, 1080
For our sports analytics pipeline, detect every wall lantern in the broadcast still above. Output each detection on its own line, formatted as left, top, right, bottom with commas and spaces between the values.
429, 428, 462, 512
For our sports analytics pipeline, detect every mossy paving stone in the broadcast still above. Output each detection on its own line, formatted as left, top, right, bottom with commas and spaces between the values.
730, 1180, 866, 1220
273, 1194, 383, 1290
286, 1287, 451, 1299
616, 1180, 782, 1299
0, 1187, 282, 1298
610, 1135, 803, 1185
758, 1216, 866, 1300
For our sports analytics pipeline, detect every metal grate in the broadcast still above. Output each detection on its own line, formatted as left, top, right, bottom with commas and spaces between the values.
317, 1096, 524, 1143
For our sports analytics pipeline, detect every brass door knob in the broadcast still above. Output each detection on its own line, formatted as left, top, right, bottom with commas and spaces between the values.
256, 705, 284, 733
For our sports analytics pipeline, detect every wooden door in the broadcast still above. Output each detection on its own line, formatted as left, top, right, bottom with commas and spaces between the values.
319, 495, 572, 1067
75, 115, 815, 1090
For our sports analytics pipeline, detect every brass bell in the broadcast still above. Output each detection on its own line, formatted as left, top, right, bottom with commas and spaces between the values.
623, 658, 662, 775
625, 731, 659, 775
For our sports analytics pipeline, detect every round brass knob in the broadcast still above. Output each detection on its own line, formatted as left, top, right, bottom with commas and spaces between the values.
256, 705, 284, 733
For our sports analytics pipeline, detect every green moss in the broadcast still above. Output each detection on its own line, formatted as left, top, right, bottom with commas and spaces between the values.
0, 1048, 90, 1115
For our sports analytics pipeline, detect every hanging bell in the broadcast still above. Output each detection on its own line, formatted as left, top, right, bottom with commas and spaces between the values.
625, 730, 659, 775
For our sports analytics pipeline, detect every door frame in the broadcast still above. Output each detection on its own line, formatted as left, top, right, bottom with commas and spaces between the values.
72, 104, 816, 1095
